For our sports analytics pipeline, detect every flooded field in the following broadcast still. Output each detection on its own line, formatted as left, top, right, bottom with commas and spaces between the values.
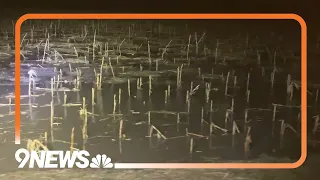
0, 19, 318, 172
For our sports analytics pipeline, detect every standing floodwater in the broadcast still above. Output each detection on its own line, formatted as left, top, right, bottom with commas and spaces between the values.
0, 19, 315, 172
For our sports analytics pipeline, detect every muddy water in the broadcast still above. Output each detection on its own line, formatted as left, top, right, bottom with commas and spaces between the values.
5, 61, 302, 165
0, 60, 308, 173
0, 19, 309, 171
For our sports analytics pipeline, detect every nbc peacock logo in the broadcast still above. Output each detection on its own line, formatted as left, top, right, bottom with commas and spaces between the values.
89, 154, 114, 168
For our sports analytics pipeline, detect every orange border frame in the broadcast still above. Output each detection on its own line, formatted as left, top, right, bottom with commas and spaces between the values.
15, 14, 307, 169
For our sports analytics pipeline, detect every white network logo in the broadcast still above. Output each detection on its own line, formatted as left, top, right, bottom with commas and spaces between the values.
90, 154, 113, 168
15, 148, 114, 169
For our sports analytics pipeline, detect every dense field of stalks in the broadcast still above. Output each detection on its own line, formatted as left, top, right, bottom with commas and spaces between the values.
0, 19, 318, 176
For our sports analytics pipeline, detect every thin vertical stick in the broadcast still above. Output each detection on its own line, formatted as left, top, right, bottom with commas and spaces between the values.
113, 94, 116, 114
148, 111, 151, 125
92, 88, 95, 106
76, 69, 81, 89
50, 101, 54, 143
232, 121, 240, 148
187, 35, 191, 66
118, 38, 126, 57
244, 127, 252, 158
69, 63, 72, 73
96, 75, 99, 89
53, 75, 56, 88
97, 90, 104, 116
244, 109, 248, 133
149, 75, 152, 97
209, 123, 214, 149
201, 107, 204, 134
164, 90, 168, 104
272, 104, 277, 136
106, 42, 109, 57
231, 98, 234, 112
176, 113, 180, 132
179, 65, 183, 88
149, 125, 154, 147
189, 138, 194, 159
42, 39, 48, 64
128, 79, 131, 97
246, 72, 250, 93
205, 82, 211, 103
9, 97, 12, 112
51, 78, 54, 101
177, 67, 180, 88
63, 91, 67, 104
82, 98, 88, 150
271, 68, 276, 92
225, 110, 229, 129
136, 78, 139, 90
186, 90, 189, 104
70, 127, 74, 153
92, 30, 96, 62
128, 26, 131, 40
108, 57, 115, 78
257, 50, 261, 65
161, 40, 172, 60
246, 90, 250, 104
28, 75, 32, 96
233, 76, 237, 89
119, 119, 123, 154
98, 57, 105, 90
215, 39, 219, 64
280, 120, 285, 149
148, 41, 151, 65
225, 71, 230, 95
118, 88, 122, 113
187, 92, 191, 122
155, 59, 158, 71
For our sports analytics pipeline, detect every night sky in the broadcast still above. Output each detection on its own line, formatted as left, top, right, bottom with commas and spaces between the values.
0, 0, 317, 21
0, 0, 318, 38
